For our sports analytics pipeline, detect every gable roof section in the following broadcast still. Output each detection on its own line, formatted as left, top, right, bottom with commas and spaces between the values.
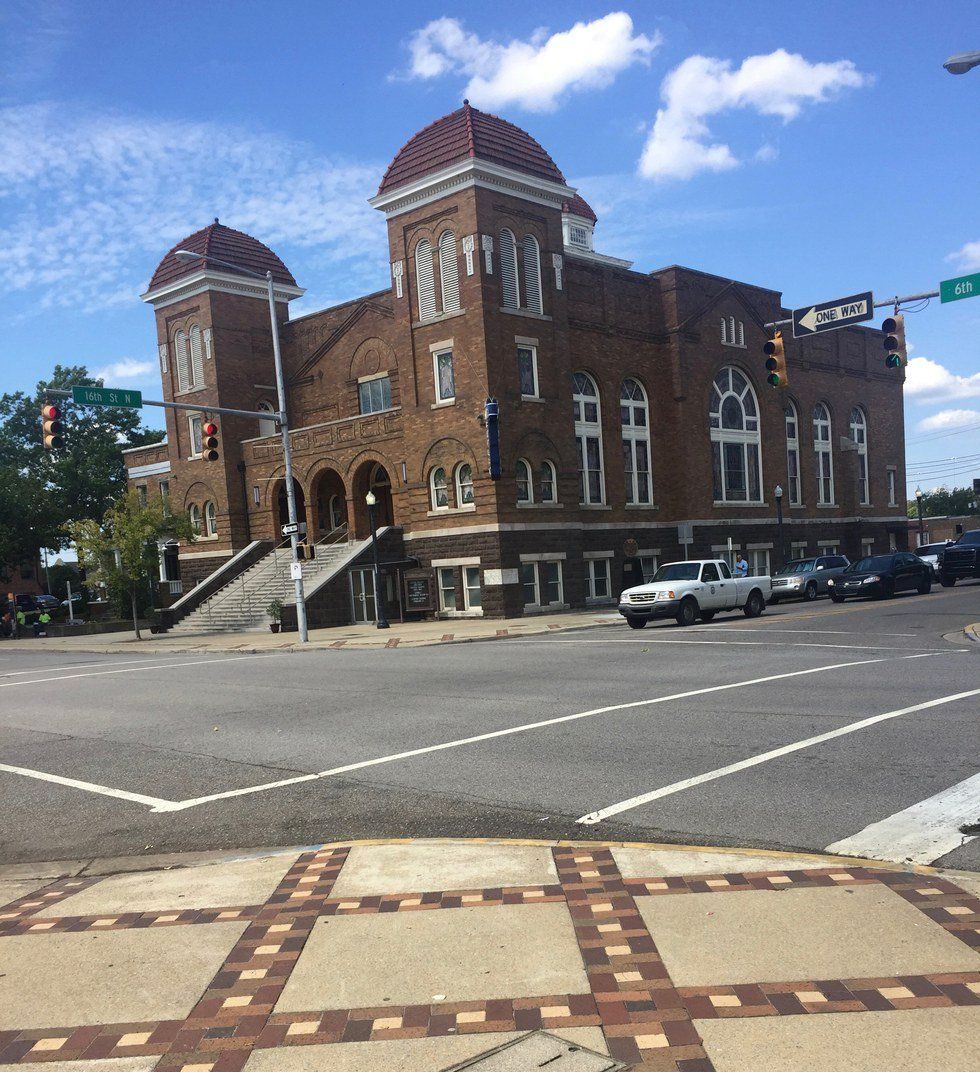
293, 297, 394, 380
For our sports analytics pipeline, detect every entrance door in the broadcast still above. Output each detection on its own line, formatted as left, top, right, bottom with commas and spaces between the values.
350, 568, 376, 623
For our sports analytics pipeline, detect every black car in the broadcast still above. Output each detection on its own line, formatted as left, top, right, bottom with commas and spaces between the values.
939, 529, 980, 586
828, 552, 932, 602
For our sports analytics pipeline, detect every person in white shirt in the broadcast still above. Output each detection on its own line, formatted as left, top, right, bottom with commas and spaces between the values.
734, 553, 749, 577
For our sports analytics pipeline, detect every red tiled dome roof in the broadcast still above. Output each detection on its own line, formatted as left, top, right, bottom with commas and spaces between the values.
562, 192, 597, 223
148, 220, 296, 292
378, 102, 566, 195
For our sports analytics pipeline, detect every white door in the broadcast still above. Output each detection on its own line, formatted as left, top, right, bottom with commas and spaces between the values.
349, 569, 376, 623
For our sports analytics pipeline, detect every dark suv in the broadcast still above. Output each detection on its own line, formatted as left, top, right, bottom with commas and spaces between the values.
939, 530, 980, 586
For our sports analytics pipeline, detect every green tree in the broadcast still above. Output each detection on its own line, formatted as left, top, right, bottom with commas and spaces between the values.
0, 364, 164, 561
907, 486, 979, 519
69, 491, 194, 640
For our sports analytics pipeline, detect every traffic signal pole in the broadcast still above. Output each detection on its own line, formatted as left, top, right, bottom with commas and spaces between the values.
41, 388, 274, 423
764, 288, 940, 330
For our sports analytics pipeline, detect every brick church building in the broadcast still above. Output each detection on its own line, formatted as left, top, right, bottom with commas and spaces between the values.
125, 102, 909, 629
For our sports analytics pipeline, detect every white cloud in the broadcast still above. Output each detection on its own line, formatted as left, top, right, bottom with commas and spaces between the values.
93, 358, 157, 383
916, 409, 980, 433
946, 240, 980, 273
0, 103, 384, 314
905, 357, 980, 403
403, 13, 659, 112
639, 49, 870, 181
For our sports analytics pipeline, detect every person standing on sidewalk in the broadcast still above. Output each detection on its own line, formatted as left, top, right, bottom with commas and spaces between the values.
734, 553, 749, 578
15, 607, 26, 637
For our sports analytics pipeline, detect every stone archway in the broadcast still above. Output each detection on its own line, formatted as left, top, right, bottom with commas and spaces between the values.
351, 461, 394, 538
273, 478, 306, 538
311, 467, 348, 537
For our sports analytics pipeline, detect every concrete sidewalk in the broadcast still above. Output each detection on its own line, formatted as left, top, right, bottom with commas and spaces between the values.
1, 839, 977, 1071
0, 609, 624, 655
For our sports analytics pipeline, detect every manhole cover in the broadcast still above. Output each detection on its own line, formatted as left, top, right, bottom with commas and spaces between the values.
439, 1029, 628, 1071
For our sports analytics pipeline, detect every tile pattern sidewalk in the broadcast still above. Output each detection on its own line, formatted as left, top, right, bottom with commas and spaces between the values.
0, 841, 977, 1071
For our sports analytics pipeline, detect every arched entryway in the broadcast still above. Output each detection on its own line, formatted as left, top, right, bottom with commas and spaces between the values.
274, 478, 306, 537
351, 461, 394, 538
311, 468, 348, 537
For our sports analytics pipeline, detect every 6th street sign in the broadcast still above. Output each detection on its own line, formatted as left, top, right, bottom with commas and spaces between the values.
72, 385, 143, 409
940, 272, 980, 304
792, 291, 874, 338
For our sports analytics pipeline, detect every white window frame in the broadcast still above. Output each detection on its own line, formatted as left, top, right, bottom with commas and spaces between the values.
204, 500, 217, 537
522, 233, 543, 313
415, 238, 437, 321
573, 371, 605, 505
538, 459, 557, 503
813, 403, 835, 505
620, 377, 652, 505
517, 344, 539, 399
188, 323, 204, 387
516, 458, 533, 503
520, 559, 564, 609
791, 541, 808, 560
438, 229, 460, 313
257, 400, 277, 438
174, 329, 189, 392
499, 228, 520, 309
709, 367, 763, 504
639, 554, 659, 583
887, 468, 897, 507
358, 375, 393, 415
437, 566, 457, 612
862, 538, 875, 559
455, 463, 474, 506
585, 557, 612, 602
189, 504, 201, 534
430, 467, 449, 511
850, 406, 869, 505
432, 348, 455, 404
784, 401, 802, 506
463, 565, 482, 613
721, 316, 745, 347
188, 414, 203, 459
744, 548, 770, 577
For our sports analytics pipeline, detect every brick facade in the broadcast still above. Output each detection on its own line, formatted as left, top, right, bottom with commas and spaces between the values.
126, 105, 909, 625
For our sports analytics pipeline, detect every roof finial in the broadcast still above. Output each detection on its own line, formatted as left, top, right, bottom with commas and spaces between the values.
462, 98, 469, 106
214, 217, 219, 225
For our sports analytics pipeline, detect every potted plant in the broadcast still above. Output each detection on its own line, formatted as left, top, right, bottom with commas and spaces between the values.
266, 598, 283, 633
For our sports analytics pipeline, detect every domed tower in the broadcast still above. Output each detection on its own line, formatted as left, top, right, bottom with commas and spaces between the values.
141, 221, 304, 558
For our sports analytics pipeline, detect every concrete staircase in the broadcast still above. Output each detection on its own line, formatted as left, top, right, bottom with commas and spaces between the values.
169, 530, 360, 635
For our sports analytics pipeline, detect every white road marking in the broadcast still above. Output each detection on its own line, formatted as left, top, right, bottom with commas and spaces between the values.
577, 684, 980, 826
519, 639, 958, 653
825, 772, 980, 864
155, 652, 943, 814
0, 762, 174, 810
0, 653, 279, 688
0, 659, 179, 678
685, 627, 919, 637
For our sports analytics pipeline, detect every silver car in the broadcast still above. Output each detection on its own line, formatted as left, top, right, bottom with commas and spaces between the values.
913, 542, 950, 578
768, 555, 850, 603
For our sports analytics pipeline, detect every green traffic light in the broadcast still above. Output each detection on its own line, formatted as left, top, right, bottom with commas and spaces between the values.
767, 373, 780, 387
885, 353, 901, 368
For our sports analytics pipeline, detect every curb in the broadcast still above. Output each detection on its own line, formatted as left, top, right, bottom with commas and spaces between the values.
963, 621, 980, 644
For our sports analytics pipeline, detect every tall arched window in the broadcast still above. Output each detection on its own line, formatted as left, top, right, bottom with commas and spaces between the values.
573, 371, 604, 504
430, 466, 449, 510
850, 406, 869, 505
204, 501, 217, 537
257, 400, 276, 438
189, 503, 201, 534
709, 367, 762, 503
328, 494, 345, 531
784, 401, 801, 505
499, 228, 520, 309
516, 459, 532, 503
522, 234, 542, 313
438, 230, 460, 313
455, 463, 474, 506
188, 324, 204, 388
174, 329, 189, 393
813, 403, 834, 505
620, 378, 651, 505
415, 239, 437, 321
539, 460, 557, 503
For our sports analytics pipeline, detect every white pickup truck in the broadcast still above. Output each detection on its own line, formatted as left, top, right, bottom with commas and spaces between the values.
618, 559, 771, 628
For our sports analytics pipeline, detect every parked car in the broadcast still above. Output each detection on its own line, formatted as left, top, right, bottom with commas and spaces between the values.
32, 594, 61, 611
768, 555, 849, 603
913, 542, 951, 578
938, 530, 980, 586
827, 553, 931, 602
61, 592, 83, 607
618, 559, 771, 628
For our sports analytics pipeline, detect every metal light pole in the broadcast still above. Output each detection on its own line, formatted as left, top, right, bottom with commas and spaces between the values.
915, 486, 925, 547
774, 484, 784, 569
365, 491, 389, 629
173, 250, 308, 641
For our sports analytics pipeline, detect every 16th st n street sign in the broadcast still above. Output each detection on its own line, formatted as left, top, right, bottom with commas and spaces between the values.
792, 291, 874, 338
72, 385, 143, 409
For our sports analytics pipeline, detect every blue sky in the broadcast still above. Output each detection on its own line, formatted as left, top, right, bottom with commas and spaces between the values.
1, 0, 978, 492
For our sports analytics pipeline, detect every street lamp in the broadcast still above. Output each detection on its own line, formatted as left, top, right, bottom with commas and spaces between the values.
944, 51, 980, 74
364, 490, 389, 629
173, 249, 308, 642
774, 484, 784, 569
915, 486, 925, 546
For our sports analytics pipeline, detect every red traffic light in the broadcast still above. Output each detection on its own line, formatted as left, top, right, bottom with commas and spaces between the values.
203, 421, 218, 437
42, 403, 61, 421
41, 401, 65, 449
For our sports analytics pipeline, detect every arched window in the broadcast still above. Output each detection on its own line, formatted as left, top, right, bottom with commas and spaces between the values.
189, 503, 201, 534
813, 403, 834, 505
573, 371, 604, 504
850, 406, 869, 505
430, 467, 449, 510
174, 329, 189, 392
539, 460, 557, 503
522, 234, 542, 313
188, 324, 204, 388
438, 230, 460, 313
328, 494, 345, 531
257, 400, 276, 438
784, 401, 801, 505
415, 239, 437, 321
204, 501, 217, 537
499, 228, 520, 309
455, 463, 474, 506
620, 378, 651, 505
516, 459, 532, 503
709, 367, 762, 503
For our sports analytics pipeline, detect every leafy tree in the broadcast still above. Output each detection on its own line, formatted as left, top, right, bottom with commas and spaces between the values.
0, 364, 164, 561
69, 491, 194, 639
907, 486, 979, 519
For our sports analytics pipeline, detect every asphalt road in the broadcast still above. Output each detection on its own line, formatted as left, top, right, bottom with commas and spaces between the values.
1, 583, 978, 869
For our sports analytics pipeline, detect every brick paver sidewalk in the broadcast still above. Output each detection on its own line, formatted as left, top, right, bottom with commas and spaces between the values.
0, 839, 977, 1071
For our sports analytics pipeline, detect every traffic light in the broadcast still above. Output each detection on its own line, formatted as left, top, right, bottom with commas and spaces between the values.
41, 403, 65, 449
764, 331, 788, 388
882, 313, 907, 368
202, 421, 219, 461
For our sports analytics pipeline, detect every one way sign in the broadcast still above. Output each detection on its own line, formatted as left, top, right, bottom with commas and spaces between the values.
792, 291, 874, 338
